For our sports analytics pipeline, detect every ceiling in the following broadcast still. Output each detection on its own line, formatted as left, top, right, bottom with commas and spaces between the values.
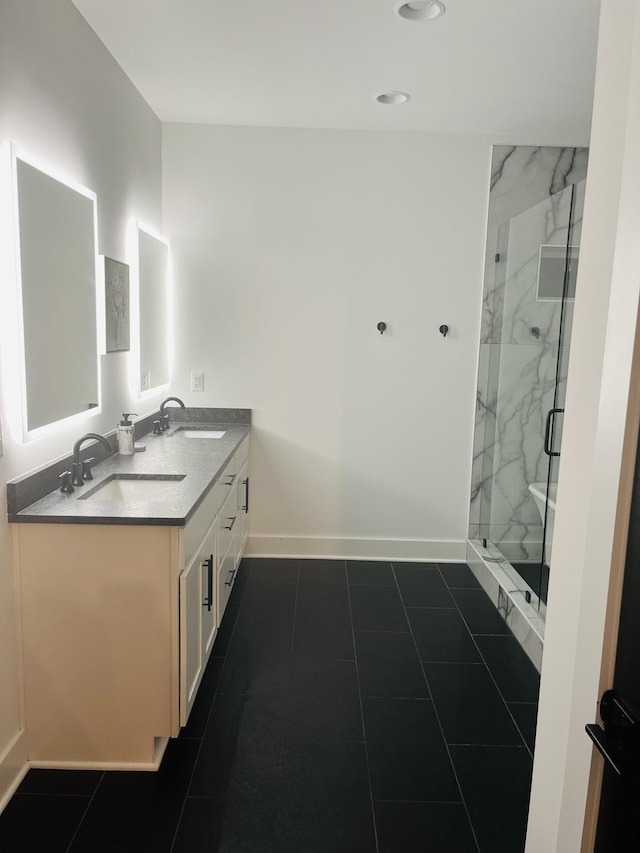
72, 0, 601, 138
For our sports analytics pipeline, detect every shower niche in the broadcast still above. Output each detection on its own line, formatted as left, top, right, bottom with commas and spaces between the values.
468, 145, 588, 666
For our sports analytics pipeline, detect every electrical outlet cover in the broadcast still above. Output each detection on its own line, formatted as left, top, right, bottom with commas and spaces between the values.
191, 371, 204, 392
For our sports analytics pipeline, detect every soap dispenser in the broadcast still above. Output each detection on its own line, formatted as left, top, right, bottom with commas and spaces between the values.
117, 413, 137, 455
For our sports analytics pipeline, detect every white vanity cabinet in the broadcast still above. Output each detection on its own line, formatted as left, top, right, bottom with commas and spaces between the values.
13, 434, 250, 770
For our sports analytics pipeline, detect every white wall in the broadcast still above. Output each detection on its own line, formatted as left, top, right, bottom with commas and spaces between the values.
163, 125, 491, 559
526, 0, 640, 849
0, 0, 162, 807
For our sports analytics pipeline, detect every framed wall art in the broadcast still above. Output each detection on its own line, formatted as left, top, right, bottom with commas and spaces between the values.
104, 256, 130, 353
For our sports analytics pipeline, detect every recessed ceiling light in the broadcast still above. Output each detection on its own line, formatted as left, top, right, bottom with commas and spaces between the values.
395, 1, 446, 21
376, 91, 411, 105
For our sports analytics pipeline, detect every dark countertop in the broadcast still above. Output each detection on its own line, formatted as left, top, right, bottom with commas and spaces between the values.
9, 423, 250, 527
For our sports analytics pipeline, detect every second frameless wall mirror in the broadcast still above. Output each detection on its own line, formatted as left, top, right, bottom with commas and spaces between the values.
136, 224, 170, 395
11, 147, 100, 437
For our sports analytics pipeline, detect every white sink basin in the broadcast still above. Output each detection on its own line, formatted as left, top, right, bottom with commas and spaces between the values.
181, 430, 226, 439
82, 476, 185, 501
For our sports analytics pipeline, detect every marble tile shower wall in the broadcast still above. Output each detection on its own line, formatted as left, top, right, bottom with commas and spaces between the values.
470, 146, 588, 563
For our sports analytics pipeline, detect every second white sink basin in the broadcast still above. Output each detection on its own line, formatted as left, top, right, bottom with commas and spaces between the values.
81, 476, 185, 501
181, 430, 226, 439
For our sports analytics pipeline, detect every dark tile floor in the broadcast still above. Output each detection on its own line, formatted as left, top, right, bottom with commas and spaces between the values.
0, 558, 540, 853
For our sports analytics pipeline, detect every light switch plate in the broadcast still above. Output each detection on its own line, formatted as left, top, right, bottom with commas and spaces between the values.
140, 371, 151, 391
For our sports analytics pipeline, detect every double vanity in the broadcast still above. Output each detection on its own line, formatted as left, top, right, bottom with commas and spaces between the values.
8, 407, 250, 770
4, 148, 236, 771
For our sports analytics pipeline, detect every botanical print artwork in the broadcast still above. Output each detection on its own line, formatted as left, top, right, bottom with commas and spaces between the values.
105, 256, 130, 352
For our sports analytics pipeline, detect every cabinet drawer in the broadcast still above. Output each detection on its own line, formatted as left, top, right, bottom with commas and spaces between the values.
219, 455, 240, 495
217, 488, 239, 560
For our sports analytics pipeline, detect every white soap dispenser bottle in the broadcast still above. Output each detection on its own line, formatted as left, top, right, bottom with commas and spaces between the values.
117, 413, 137, 455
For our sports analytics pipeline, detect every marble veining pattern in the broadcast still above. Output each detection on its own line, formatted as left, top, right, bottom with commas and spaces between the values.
466, 540, 543, 672
470, 146, 587, 567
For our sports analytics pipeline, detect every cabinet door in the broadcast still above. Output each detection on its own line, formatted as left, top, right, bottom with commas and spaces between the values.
179, 548, 203, 726
180, 520, 216, 726
200, 526, 217, 663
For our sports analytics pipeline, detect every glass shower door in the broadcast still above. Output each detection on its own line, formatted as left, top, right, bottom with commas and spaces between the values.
483, 180, 583, 608
540, 180, 586, 598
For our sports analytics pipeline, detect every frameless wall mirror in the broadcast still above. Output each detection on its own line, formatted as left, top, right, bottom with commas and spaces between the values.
11, 147, 100, 437
136, 224, 170, 394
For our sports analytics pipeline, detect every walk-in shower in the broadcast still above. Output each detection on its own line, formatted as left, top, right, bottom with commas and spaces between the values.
468, 146, 588, 669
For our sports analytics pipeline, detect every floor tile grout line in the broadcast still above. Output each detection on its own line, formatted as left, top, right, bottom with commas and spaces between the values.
344, 559, 381, 853
64, 771, 105, 853
390, 562, 482, 853
433, 564, 537, 760
169, 558, 251, 852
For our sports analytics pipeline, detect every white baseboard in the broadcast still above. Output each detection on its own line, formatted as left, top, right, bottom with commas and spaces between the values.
246, 536, 467, 562
0, 730, 28, 815
28, 737, 169, 773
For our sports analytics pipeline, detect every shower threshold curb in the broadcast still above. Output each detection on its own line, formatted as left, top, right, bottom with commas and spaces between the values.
466, 539, 544, 673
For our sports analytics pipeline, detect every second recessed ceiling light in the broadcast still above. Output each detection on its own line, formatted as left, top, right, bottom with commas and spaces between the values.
376, 92, 411, 104
395, 1, 446, 21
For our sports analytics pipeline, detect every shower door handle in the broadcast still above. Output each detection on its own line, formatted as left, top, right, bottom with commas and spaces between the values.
544, 408, 564, 457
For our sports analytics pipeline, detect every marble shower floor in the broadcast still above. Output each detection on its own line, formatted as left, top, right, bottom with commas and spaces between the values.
0, 558, 540, 853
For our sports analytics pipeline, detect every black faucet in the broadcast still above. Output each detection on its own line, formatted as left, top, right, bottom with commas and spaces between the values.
159, 397, 185, 430
71, 433, 113, 486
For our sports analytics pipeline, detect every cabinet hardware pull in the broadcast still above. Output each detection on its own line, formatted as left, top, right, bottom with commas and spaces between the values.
225, 569, 236, 587
242, 477, 249, 513
225, 474, 236, 486
225, 516, 237, 530
202, 555, 214, 611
